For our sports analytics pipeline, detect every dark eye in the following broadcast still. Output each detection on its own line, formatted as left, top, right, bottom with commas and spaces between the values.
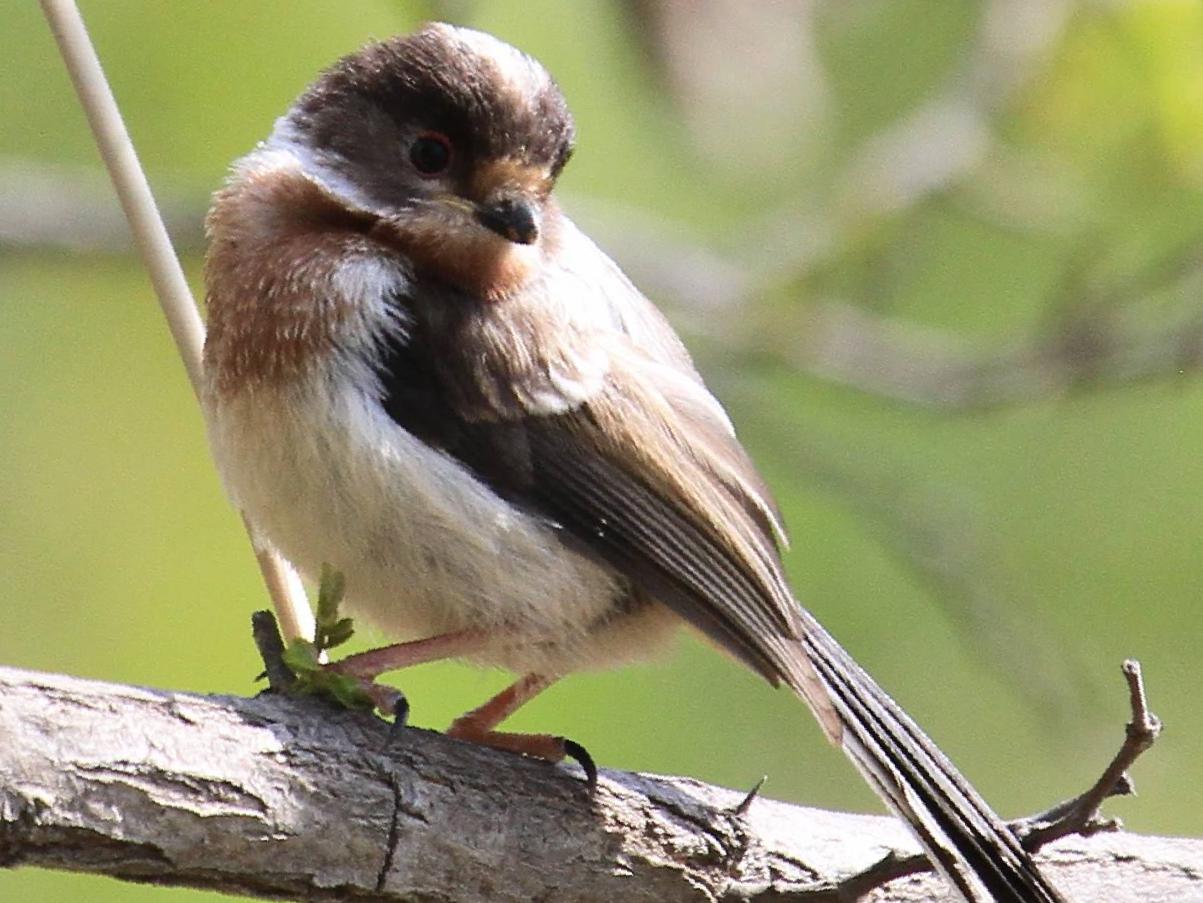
409, 132, 452, 176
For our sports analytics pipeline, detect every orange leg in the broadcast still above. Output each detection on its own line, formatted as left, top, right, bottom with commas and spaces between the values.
322, 630, 492, 717
326, 636, 595, 786
330, 629, 491, 679
448, 673, 597, 788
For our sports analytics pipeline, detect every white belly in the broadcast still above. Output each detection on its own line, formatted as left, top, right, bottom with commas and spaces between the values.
203, 371, 631, 672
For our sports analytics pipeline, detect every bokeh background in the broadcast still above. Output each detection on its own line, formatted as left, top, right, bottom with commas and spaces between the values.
3, 1, 1202, 899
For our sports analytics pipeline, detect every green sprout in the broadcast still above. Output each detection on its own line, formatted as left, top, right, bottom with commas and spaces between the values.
280, 564, 375, 711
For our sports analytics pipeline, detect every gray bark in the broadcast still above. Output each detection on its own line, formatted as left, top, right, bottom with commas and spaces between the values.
0, 666, 1197, 902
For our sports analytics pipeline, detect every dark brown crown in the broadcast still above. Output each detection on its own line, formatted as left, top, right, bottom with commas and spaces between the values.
289, 24, 575, 176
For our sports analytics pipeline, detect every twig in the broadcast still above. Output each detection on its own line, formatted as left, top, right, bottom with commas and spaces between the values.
842, 659, 1163, 896
731, 775, 768, 816
1015, 660, 1162, 848
38, 0, 314, 645
251, 610, 296, 693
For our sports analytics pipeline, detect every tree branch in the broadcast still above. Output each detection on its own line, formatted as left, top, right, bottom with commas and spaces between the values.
0, 664, 1196, 902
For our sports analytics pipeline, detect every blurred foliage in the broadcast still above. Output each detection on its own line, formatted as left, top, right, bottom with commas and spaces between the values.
2, 1, 1203, 900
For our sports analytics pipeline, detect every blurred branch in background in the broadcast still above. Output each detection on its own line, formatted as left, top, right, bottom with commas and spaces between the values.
831, 0, 1072, 223
5, 158, 1199, 413
628, 0, 1074, 255
628, 0, 830, 174
0, 156, 201, 254
577, 197, 1203, 411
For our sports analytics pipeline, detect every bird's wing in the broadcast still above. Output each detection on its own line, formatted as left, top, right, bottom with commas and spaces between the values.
378, 280, 820, 698
379, 261, 1065, 903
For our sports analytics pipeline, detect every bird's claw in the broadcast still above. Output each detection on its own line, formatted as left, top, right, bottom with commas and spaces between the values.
561, 738, 598, 791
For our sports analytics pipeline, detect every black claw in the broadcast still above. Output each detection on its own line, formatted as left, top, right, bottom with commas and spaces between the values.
561, 738, 597, 791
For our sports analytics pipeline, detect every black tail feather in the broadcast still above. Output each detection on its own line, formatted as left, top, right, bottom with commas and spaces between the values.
794, 619, 1067, 902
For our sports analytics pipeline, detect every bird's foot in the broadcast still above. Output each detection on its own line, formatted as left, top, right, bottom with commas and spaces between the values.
282, 638, 407, 717
446, 673, 597, 789
446, 723, 597, 790
268, 563, 408, 719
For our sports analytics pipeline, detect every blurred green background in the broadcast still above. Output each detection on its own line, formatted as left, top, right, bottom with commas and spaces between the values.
3, 1, 1202, 899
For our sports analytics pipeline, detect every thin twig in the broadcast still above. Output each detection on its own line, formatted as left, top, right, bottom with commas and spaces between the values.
38, 0, 314, 645
841, 659, 1163, 897
1015, 660, 1162, 848
731, 775, 768, 816
251, 610, 296, 693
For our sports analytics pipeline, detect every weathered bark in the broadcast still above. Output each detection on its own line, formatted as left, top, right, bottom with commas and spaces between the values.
0, 666, 1196, 902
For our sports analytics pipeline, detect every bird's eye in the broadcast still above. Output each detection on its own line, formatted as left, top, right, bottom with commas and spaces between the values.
410, 132, 452, 176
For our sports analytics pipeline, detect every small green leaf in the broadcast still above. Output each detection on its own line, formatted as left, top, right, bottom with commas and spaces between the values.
323, 617, 356, 649
282, 639, 321, 675
316, 564, 346, 622
274, 566, 377, 712
312, 564, 355, 653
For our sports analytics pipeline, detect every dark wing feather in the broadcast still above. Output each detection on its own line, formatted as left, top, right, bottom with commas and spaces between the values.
378, 275, 1065, 902
520, 410, 803, 684
378, 317, 817, 691
378, 265, 815, 678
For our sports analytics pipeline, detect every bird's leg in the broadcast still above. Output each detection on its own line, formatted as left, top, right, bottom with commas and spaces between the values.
331, 629, 492, 678
329, 638, 597, 785
447, 672, 556, 740
448, 673, 598, 787
323, 629, 493, 716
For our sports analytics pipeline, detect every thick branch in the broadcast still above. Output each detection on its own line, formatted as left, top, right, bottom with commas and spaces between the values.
0, 666, 1197, 902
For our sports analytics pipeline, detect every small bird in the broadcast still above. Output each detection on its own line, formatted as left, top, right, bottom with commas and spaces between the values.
202, 23, 1066, 902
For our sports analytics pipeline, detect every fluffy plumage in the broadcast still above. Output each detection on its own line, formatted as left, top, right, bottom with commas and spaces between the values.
202, 23, 1066, 902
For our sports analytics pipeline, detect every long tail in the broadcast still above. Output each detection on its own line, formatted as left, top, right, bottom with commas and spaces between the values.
787, 617, 1067, 902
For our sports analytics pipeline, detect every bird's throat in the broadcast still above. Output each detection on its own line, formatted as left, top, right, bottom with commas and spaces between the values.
371, 213, 543, 303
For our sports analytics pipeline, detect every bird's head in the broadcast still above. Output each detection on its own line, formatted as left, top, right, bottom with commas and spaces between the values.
272, 23, 576, 299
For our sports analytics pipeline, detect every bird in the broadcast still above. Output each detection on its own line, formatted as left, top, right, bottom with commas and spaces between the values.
201, 22, 1067, 902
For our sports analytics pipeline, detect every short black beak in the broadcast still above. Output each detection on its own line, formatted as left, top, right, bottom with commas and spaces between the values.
476, 196, 540, 245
